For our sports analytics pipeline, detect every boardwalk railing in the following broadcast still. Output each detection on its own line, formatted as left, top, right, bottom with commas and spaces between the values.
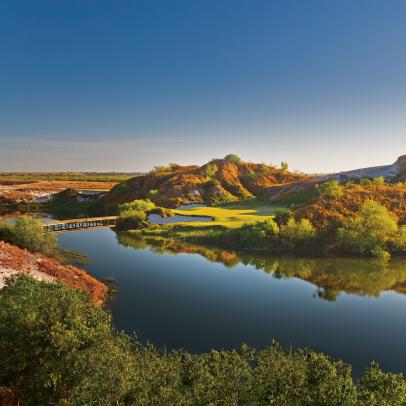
43, 216, 118, 232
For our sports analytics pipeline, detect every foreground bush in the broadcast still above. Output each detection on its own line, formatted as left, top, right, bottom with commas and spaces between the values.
0, 276, 404, 405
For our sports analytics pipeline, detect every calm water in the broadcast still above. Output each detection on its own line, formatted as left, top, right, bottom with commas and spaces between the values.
57, 228, 406, 377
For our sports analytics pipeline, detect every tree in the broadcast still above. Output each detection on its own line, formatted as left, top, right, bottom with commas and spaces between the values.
280, 161, 289, 172
224, 154, 242, 163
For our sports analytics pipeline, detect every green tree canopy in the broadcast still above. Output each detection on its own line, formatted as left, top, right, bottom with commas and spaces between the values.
224, 154, 242, 163
1, 276, 404, 405
337, 200, 399, 259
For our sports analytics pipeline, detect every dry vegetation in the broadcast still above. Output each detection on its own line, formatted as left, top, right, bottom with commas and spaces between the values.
294, 184, 406, 228
104, 158, 307, 207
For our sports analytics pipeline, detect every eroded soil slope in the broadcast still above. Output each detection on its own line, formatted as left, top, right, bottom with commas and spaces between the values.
104, 159, 307, 207
0, 241, 107, 304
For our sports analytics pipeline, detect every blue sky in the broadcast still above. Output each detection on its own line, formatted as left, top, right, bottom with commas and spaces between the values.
1, 0, 405, 172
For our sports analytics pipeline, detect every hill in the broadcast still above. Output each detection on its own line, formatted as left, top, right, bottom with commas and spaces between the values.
265, 154, 406, 204
103, 158, 307, 207
318, 154, 406, 183
294, 184, 406, 228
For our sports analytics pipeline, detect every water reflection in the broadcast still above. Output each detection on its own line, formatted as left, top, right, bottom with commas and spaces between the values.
117, 233, 406, 301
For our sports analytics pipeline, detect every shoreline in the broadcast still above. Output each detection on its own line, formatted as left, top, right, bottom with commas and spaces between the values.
0, 241, 108, 304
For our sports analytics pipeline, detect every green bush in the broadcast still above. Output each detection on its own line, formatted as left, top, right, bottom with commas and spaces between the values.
357, 361, 406, 405
280, 218, 317, 251
224, 154, 242, 163
318, 180, 344, 199
273, 208, 292, 225
118, 199, 156, 214
241, 172, 258, 182
392, 225, 406, 252
116, 209, 148, 230
0, 222, 16, 243
230, 219, 279, 249
204, 163, 218, 181
152, 162, 180, 173
1, 276, 404, 405
0, 276, 134, 405
116, 199, 157, 230
0, 216, 58, 256
280, 161, 289, 172
147, 189, 159, 199
360, 177, 386, 186
337, 200, 398, 257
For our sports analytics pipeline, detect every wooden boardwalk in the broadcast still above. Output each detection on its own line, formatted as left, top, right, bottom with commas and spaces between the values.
43, 216, 118, 232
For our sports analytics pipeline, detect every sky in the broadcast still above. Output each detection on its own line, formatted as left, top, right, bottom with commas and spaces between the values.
0, 0, 405, 173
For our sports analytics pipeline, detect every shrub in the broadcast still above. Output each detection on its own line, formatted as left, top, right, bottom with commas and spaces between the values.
337, 200, 398, 257
360, 177, 386, 186
224, 154, 242, 164
273, 208, 292, 226
1, 276, 404, 405
118, 199, 156, 214
114, 182, 129, 194
371, 246, 391, 263
117, 200, 157, 230
231, 219, 279, 249
0, 276, 134, 405
318, 180, 344, 199
241, 172, 258, 182
280, 161, 289, 172
0, 222, 15, 243
0, 216, 58, 256
204, 163, 218, 181
147, 189, 159, 199
152, 163, 180, 173
116, 209, 148, 230
357, 361, 406, 406
393, 226, 406, 252
280, 218, 317, 251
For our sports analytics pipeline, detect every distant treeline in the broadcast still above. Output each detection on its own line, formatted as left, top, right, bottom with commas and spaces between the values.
0, 172, 144, 182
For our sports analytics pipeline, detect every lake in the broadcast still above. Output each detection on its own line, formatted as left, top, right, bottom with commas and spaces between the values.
58, 227, 406, 377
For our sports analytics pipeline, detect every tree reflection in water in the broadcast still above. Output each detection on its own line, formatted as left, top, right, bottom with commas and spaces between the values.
116, 232, 406, 301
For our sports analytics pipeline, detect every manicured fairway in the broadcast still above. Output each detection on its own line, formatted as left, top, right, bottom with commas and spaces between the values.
172, 199, 287, 229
